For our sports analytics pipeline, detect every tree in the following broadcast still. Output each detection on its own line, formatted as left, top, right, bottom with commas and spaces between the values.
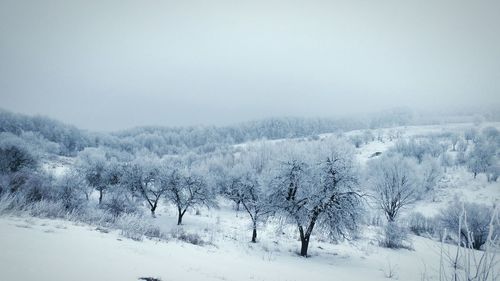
419, 155, 443, 192
464, 128, 478, 144
0, 133, 37, 174
439, 200, 498, 250
121, 158, 168, 217
368, 154, 419, 222
55, 169, 87, 210
271, 141, 363, 257
223, 162, 272, 242
165, 167, 214, 225
76, 148, 121, 204
450, 133, 461, 151
482, 126, 499, 142
467, 140, 495, 178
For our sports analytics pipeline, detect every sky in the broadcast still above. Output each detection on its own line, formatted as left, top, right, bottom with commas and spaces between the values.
0, 0, 499, 131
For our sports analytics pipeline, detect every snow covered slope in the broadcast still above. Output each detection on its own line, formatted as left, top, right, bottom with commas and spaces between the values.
0, 213, 457, 281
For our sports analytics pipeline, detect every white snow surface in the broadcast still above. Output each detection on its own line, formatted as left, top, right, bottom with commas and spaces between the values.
2, 122, 499, 281
0, 210, 450, 281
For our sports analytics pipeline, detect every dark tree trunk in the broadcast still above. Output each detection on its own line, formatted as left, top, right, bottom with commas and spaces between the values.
300, 237, 310, 257
149, 200, 158, 217
298, 211, 319, 257
177, 213, 183, 225
177, 208, 186, 225
98, 189, 103, 204
251, 221, 257, 243
298, 226, 310, 257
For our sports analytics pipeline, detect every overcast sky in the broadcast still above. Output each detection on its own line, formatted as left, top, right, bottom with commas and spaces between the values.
1, 0, 499, 131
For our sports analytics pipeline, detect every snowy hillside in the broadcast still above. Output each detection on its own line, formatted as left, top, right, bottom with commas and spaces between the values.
0, 208, 467, 281
1, 122, 499, 281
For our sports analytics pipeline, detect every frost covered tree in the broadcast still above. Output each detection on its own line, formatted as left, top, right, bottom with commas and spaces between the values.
439, 200, 498, 250
449, 133, 461, 151
419, 155, 443, 192
165, 167, 214, 225
55, 169, 87, 210
0, 133, 37, 174
222, 161, 273, 242
467, 140, 495, 178
271, 141, 363, 257
464, 128, 478, 143
76, 148, 122, 204
482, 126, 499, 142
486, 161, 499, 182
368, 154, 419, 222
121, 157, 169, 216
392, 139, 441, 163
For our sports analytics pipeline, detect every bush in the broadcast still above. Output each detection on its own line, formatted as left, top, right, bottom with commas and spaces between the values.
171, 228, 205, 246
380, 222, 412, 249
0, 193, 166, 242
438, 201, 498, 250
27, 200, 68, 218
419, 155, 443, 192
55, 171, 87, 211
102, 191, 140, 217
407, 212, 437, 237
115, 214, 164, 241
0, 133, 37, 173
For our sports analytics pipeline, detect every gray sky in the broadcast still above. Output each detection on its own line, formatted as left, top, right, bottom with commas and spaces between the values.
1, 0, 499, 131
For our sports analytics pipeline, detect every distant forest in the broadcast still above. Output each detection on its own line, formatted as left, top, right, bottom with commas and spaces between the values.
1, 107, 498, 157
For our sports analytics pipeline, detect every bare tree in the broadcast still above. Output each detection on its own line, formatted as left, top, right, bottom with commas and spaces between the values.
271, 141, 363, 257
165, 167, 214, 225
467, 140, 495, 179
368, 154, 419, 222
121, 158, 169, 217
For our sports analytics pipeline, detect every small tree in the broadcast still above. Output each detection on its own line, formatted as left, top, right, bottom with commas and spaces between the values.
122, 158, 168, 217
165, 168, 214, 225
464, 128, 478, 144
439, 201, 498, 250
419, 155, 443, 192
450, 133, 461, 151
467, 140, 495, 179
368, 154, 419, 222
223, 163, 272, 242
76, 148, 107, 204
55, 169, 87, 210
0, 133, 37, 174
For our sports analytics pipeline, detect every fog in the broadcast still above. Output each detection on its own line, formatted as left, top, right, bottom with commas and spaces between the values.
1, 0, 499, 131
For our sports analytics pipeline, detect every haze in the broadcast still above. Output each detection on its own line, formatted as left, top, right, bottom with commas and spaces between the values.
1, 0, 499, 131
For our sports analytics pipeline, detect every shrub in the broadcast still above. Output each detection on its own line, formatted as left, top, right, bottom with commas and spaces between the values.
102, 191, 139, 217
380, 221, 412, 249
407, 212, 437, 237
438, 201, 498, 250
115, 213, 164, 241
171, 228, 205, 246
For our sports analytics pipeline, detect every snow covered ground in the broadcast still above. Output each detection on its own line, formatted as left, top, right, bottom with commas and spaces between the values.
0, 208, 454, 281
1, 121, 499, 281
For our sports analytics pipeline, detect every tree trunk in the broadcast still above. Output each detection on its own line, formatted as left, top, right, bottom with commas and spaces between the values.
149, 200, 158, 218
300, 236, 310, 257
298, 212, 319, 257
298, 226, 310, 257
98, 189, 103, 204
177, 212, 183, 225
251, 221, 257, 243
177, 208, 186, 225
